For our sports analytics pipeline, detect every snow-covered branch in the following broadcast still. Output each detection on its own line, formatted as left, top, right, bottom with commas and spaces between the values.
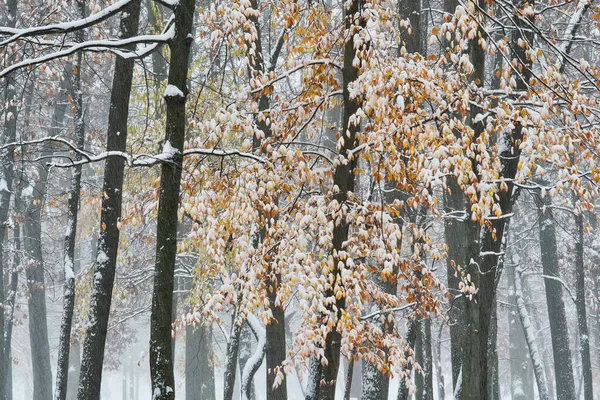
241, 314, 266, 400
359, 302, 416, 321
0, 0, 134, 44
541, 274, 576, 304
250, 59, 342, 95
49, 146, 266, 168
556, 0, 592, 72
0, 26, 175, 78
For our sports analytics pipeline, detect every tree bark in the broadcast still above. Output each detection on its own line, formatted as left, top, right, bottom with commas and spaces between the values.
462, 1, 534, 398
575, 212, 593, 400
514, 266, 549, 400
245, 1, 288, 397
186, 323, 215, 400
55, 5, 86, 392
0, 2, 18, 397
24, 62, 74, 400
223, 319, 242, 400
397, 320, 418, 400
239, 322, 257, 400
506, 261, 534, 400
308, 1, 366, 398
77, 3, 141, 398
535, 195, 575, 400
149, 0, 195, 397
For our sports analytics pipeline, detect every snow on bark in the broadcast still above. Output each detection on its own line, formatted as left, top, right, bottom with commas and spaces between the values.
163, 84, 184, 98
556, 0, 592, 72
241, 314, 266, 400
514, 266, 549, 400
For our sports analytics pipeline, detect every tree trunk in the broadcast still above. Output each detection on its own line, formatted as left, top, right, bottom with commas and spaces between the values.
415, 319, 434, 400
245, 1, 288, 397
77, 3, 141, 398
4, 182, 21, 400
24, 62, 74, 400
186, 323, 215, 400
239, 322, 257, 400
308, 1, 365, 398
0, 2, 18, 397
146, 0, 168, 82
224, 319, 242, 400
506, 261, 534, 400
24, 149, 54, 400
397, 320, 418, 400
399, 0, 421, 55
575, 212, 593, 400
441, 0, 464, 392
514, 266, 549, 400
149, 0, 195, 397
536, 195, 575, 400
55, 23, 86, 398
462, 1, 534, 398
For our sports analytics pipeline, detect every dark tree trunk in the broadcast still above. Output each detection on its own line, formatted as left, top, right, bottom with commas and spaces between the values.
224, 319, 242, 400
149, 0, 195, 397
245, 1, 288, 397
186, 323, 215, 400
55, 45, 86, 400
308, 1, 365, 398
77, 3, 141, 398
575, 212, 593, 400
239, 322, 257, 400
399, 0, 421, 55
444, 176, 466, 391
535, 195, 575, 400
441, 0, 464, 391
460, 1, 486, 397
461, 1, 534, 398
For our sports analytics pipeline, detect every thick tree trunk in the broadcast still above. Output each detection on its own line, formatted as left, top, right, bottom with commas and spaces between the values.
245, 2, 288, 397
441, 0, 464, 392
77, 3, 141, 398
462, 2, 533, 398
149, 0, 195, 397
308, 1, 365, 398
399, 0, 421, 55
536, 195, 575, 400
575, 212, 593, 400
460, 1, 486, 397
